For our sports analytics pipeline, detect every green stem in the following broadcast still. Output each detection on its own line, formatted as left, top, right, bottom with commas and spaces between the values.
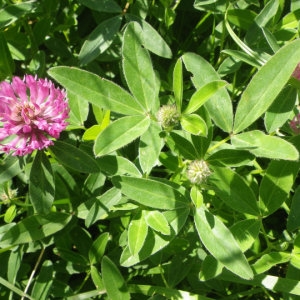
207, 135, 231, 153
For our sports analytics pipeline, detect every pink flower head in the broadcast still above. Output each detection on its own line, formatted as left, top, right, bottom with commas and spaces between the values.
292, 63, 300, 80
0, 75, 69, 156
290, 113, 300, 134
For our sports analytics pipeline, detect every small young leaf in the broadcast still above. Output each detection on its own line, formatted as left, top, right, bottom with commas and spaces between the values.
181, 114, 208, 136
194, 207, 253, 280
183, 80, 227, 114
173, 57, 183, 111
128, 211, 148, 256
182, 52, 233, 133
4, 204, 17, 223
145, 210, 171, 235
94, 115, 150, 157
231, 130, 299, 160
101, 256, 130, 300
29, 151, 55, 215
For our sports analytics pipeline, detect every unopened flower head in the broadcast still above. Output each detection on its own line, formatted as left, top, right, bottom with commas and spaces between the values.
292, 63, 300, 80
186, 160, 211, 185
0, 75, 69, 156
290, 113, 300, 134
157, 104, 179, 129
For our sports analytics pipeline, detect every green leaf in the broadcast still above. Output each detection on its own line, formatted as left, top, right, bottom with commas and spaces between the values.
264, 85, 296, 133
208, 166, 259, 216
227, 9, 257, 30
182, 52, 233, 133
4, 204, 17, 223
231, 130, 299, 160
145, 210, 171, 235
0, 156, 24, 184
97, 155, 141, 177
244, 0, 279, 46
0, 212, 72, 248
252, 252, 291, 275
48, 67, 144, 115
199, 255, 224, 281
0, 32, 14, 80
125, 14, 172, 58
89, 232, 110, 265
183, 80, 227, 114
287, 186, 300, 231
112, 176, 189, 210
122, 22, 159, 112
77, 188, 121, 226
139, 121, 163, 174
207, 149, 255, 167
101, 256, 130, 300
0, 1, 36, 29
259, 159, 300, 217
233, 38, 300, 133
194, 207, 253, 280
180, 114, 208, 136
49, 141, 100, 173
120, 208, 190, 267
29, 151, 55, 215
67, 90, 89, 127
79, 15, 122, 65
167, 131, 201, 160
230, 219, 261, 252
94, 115, 150, 157
173, 57, 183, 111
77, 0, 122, 13
128, 211, 148, 256
31, 260, 53, 300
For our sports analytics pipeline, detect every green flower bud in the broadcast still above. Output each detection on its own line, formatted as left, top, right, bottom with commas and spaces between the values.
186, 160, 211, 185
157, 104, 180, 129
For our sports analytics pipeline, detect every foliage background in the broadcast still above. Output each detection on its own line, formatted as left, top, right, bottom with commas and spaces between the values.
1, 0, 300, 299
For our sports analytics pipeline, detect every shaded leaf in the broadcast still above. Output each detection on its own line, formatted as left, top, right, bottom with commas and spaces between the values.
194, 207, 253, 279
101, 256, 130, 300
29, 151, 54, 215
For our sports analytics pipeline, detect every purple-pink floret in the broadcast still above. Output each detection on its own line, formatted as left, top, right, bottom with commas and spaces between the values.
290, 114, 300, 134
292, 63, 300, 80
0, 75, 69, 156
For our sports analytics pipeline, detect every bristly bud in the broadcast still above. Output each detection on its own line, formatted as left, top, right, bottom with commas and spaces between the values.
290, 113, 300, 134
156, 104, 180, 129
186, 160, 211, 185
